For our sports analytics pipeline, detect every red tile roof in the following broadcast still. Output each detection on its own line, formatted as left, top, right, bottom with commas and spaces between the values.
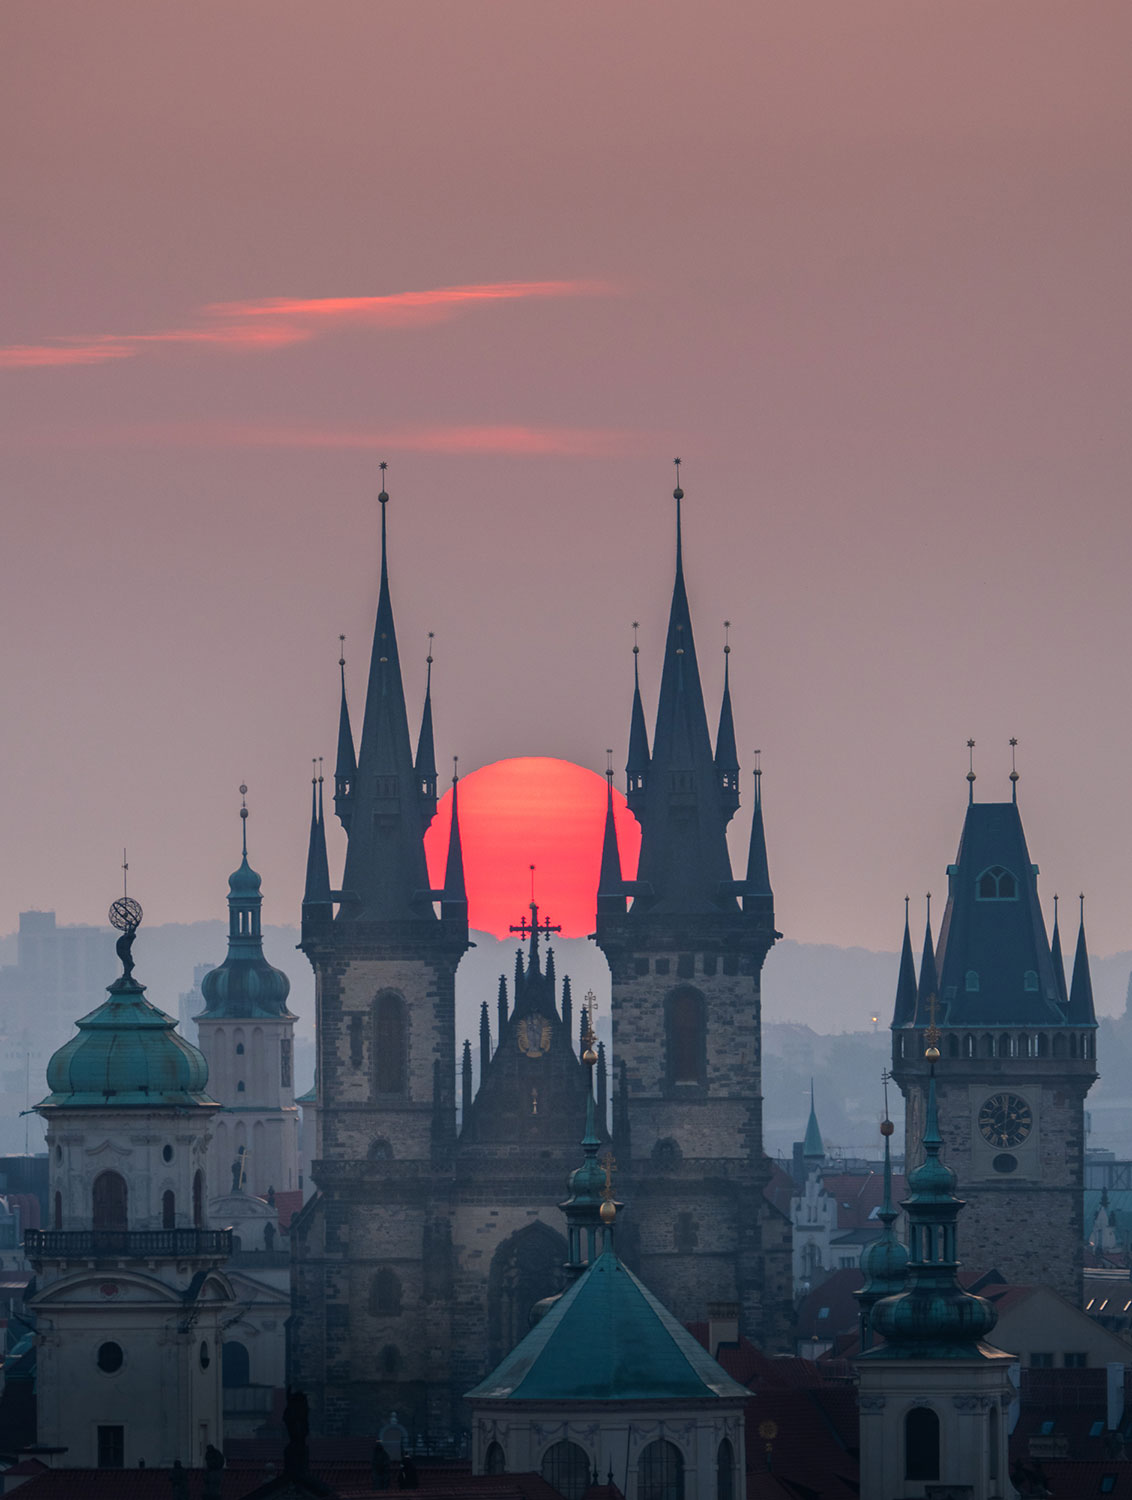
273, 1190, 305, 1231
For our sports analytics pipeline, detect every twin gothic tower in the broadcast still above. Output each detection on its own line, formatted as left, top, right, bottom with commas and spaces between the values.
290, 477, 793, 1436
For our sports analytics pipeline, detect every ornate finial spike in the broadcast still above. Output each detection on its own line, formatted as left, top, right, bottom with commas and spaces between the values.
122, 848, 129, 901
338, 633, 346, 668
926, 891, 931, 923
1054, 892, 1059, 920
632, 621, 639, 657
606, 748, 614, 778
672, 456, 683, 501
904, 893, 910, 920
723, 620, 731, 656
530, 863, 536, 908
239, 784, 249, 856
1009, 736, 1019, 800
427, 629, 434, 666
966, 738, 976, 801
311, 756, 317, 785
318, 755, 324, 785
452, 754, 459, 785
1080, 892, 1085, 919
378, 459, 389, 505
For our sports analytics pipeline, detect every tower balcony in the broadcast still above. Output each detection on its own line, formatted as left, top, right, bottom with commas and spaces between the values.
25, 1227, 233, 1262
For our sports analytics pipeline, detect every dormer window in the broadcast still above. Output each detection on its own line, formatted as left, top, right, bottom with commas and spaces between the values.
1024, 970, 1039, 992
966, 971, 980, 992
977, 865, 1017, 901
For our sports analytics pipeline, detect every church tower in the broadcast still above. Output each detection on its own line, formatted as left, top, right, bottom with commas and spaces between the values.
290, 475, 470, 1437
27, 898, 233, 1469
891, 762, 1097, 1302
196, 791, 300, 1198
594, 466, 791, 1350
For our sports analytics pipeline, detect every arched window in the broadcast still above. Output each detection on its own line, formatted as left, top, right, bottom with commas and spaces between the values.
964, 1034, 976, 1058
192, 1170, 204, 1228
162, 1190, 175, 1230
998, 1034, 1012, 1059
905, 1406, 940, 1481
965, 970, 980, 993
638, 1440, 684, 1500
1018, 1033, 1030, 1059
666, 988, 706, 1087
53, 1190, 62, 1230
236, 1042, 245, 1055
1037, 1033, 1049, 1058
716, 1438, 734, 1500
1070, 1033, 1079, 1059
370, 1267, 402, 1317
485, 1442, 506, 1475
1024, 970, 1039, 992
977, 866, 1017, 900
368, 1138, 394, 1160
374, 992, 407, 1095
92, 1171, 128, 1231
222, 1340, 250, 1388
1053, 1033, 1067, 1059
981, 1033, 995, 1059
541, 1441, 590, 1500
947, 1034, 959, 1058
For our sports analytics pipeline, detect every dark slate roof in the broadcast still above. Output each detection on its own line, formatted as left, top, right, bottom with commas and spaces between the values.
465, 1248, 748, 1402
933, 800, 1065, 1027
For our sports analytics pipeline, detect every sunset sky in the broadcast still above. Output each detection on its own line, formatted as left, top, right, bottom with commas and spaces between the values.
3, 3, 1131, 968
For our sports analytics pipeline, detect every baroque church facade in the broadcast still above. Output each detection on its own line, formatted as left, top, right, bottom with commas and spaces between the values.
289, 476, 792, 1436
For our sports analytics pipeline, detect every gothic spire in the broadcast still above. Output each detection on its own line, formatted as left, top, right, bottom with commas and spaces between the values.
714, 627, 740, 821
1067, 895, 1098, 1026
479, 1000, 492, 1076
597, 762, 626, 917
415, 636, 438, 823
631, 465, 737, 915
625, 625, 650, 815
803, 1080, 824, 1166
743, 757, 773, 916
1051, 893, 1069, 1005
302, 765, 333, 919
914, 896, 938, 1027
891, 897, 917, 1027
333, 637, 357, 831
441, 763, 468, 923
339, 470, 436, 923
497, 974, 509, 1038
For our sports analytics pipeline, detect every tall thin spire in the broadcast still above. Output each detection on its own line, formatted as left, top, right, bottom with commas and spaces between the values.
561, 975, 573, 1041
597, 757, 626, 917
625, 623, 650, 814
441, 759, 467, 922
803, 1080, 824, 1165
1050, 893, 1068, 1005
915, 894, 938, 1027
333, 636, 357, 831
479, 1000, 492, 1079
743, 753, 773, 911
461, 1039, 473, 1121
629, 464, 736, 915
1067, 894, 1098, 1026
892, 896, 917, 1026
714, 623, 740, 821
415, 634, 438, 822
302, 761, 333, 917
339, 467, 436, 922
497, 974, 509, 1039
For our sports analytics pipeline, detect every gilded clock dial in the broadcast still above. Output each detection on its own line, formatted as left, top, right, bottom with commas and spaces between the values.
978, 1092, 1033, 1149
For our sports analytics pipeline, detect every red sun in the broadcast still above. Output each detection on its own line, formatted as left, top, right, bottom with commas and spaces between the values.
423, 757, 641, 940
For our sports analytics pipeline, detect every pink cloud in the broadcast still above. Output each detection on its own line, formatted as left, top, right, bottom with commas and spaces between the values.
0, 279, 614, 372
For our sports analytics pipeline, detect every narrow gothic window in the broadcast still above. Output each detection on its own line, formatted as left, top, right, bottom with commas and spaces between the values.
977, 865, 1017, 900
638, 1440, 685, 1500
716, 1439, 734, 1500
374, 992, 407, 1095
370, 1266, 402, 1316
280, 1038, 293, 1088
542, 1441, 590, 1500
666, 988, 705, 1086
905, 1407, 940, 1481
485, 1442, 506, 1475
1024, 970, 1039, 992
92, 1171, 128, 1231
236, 1042, 245, 1055
162, 1190, 175, 1229
966, 970, 980, 992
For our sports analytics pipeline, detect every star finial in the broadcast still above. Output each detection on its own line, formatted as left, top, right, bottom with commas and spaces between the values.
967, 738, 976, 802
378, 460, 389, 505
1009, 737, 1019, 801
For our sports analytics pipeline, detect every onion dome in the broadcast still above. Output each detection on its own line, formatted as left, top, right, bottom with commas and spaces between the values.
866, 1071, 998, 1358
40, 901, 213, 1111
199, 794, 293, 1020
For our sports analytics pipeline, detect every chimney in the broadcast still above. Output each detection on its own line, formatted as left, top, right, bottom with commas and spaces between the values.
707, 1301, 740, 1360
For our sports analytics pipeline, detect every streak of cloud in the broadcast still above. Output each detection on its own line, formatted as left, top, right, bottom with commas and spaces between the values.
0, 279, 615, 373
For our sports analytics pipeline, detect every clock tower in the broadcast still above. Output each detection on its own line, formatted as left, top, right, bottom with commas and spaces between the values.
891, 767, 1097, 1303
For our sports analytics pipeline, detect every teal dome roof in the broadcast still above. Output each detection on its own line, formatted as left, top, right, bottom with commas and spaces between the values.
465, 1248, 748, 1403
859, 1226, 910, 1296
198, 825, 293, 1021
41, 974, 214, 1111
227, 854, 262, 896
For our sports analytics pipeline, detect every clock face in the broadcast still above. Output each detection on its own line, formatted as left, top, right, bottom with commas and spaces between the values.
978, 1092, 1033, 1149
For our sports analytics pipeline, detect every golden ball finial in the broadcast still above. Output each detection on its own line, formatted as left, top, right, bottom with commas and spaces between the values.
583, 1043, 598, 1065
880, 1118, 895, 1137
924, 1044, 941, 1061
599, 1200, 616, 1224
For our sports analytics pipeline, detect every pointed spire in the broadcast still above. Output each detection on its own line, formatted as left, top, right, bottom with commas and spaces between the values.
545, 946, 557, 997
415, 634, 438, 822
579, 1001, 590, 1060
743, 753, 773, 913
441, 760, 468, 924
461, 1038, 473, 1122
715, 623, 740, 821
803, 1080, 824, 1165
915, 894, 938, 1027
597, 1040, 608, 1127
1068, 894, 1098, 1026
626, 623, 651, 814
497, 974, 509, 1039
302, 761, 333, 918
966, 738, 976, 805
206, 788, 293, 1017
855, 1082, 909, 1351
892, 896, 918, 1026
629, 464, 736, 915
333, 636, 357, 831
478, 1001, 492, 1081
561, 975, 573, 1041
597, 757, 626, 917
339, 467, 436, 922
1051, 893, 1069, 1005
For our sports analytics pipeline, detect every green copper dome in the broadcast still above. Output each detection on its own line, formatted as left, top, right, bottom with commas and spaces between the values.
41, 974, 214, 1111
198, 810, 293, 1021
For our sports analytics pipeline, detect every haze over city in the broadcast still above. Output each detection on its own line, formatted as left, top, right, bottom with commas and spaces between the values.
4, 2, 1131, 984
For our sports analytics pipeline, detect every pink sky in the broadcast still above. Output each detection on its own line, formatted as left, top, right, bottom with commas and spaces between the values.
3, 3, 1132, 972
